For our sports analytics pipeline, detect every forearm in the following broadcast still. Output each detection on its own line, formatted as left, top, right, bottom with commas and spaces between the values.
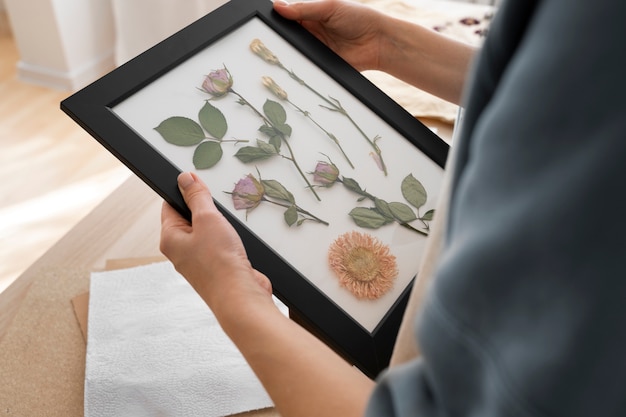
377, 15, 477, 104
218, 299, 375, 417
161, 174, 374, 415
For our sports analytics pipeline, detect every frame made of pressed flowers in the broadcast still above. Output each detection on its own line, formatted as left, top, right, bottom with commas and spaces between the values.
61, 0, 448, 378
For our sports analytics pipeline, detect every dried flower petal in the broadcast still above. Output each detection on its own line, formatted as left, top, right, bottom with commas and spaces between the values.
312, 161, 340, 186
369, 152, 384, 172
250, 39, 281, 65
328, 231, 398, 300
262, 76, 288, 100
232, 174, 264, 210
202, 67, 233, 97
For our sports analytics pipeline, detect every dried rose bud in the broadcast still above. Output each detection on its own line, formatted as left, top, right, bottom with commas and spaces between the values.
250, 39, 280, 65
262, 76, 288, 100
312, 161, 340, 186
232, 174, 264, 210
459, 17, 480, 25
201, 67, 233, 97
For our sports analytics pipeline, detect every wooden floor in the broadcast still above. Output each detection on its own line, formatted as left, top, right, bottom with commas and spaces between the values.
0, 26, 129, 293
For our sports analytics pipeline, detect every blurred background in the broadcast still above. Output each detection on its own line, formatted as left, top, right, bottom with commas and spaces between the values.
0, 0, 497, 294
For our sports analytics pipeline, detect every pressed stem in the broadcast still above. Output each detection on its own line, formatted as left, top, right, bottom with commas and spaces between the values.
400, 222, 428, 236
282, 136, 321, 201
416, 208, 431, 231
229, 88, 321, 201
281, 64, 388, 175
337, 178, 429, 236
207, 137, 248, 144
230, 88, 265, 120
263, 198, 329, 226
288, 99, 355, 169
337, 178, 376, 201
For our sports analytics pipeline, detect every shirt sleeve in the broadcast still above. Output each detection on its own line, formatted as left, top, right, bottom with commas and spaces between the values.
365, 0, 626, 415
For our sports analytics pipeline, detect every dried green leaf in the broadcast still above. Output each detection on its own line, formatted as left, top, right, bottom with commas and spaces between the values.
388, 202, 418, 223
154, 116, 204, 146
256, 139, 279, 155
259, 123, 291, 141
259, 125, 285, 152
262, 179, 295, 204
421, 209, 435, 221
284, 205, 298, 226
269, 135, 282, 151
401, 174, 427, 209
374, 198, 394, 220
341, 177, 364, 194
198, 101, 227, 140
263, 99, 287, 126
234, 146, 276, 163
193, 141, 223, 169
259, 125, 275, 137
275, 123, 292, 137
348, 207, 391, 229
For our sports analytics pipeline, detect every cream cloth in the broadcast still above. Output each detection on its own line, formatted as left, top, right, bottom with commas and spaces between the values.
357, 0, 494, 122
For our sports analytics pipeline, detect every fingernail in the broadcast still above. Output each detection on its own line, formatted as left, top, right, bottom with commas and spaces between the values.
178, 172, 195, 190
274, 0, 290, 6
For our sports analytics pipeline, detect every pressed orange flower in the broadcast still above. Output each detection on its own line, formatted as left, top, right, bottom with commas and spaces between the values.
328, 231, 398, 300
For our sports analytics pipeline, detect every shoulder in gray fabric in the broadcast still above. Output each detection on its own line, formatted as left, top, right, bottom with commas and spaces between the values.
367, 0, 626, 416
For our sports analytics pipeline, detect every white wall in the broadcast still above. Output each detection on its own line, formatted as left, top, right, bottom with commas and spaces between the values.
4, 0, 228, 90
112, 0, 228, 65
4, 0, 115, 91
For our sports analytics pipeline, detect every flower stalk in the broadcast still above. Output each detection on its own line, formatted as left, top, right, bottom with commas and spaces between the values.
228, 87, 321, 201
227, 172, 328, 227
311, 159, 434, 235
251, 38, 388, 175
201, 66, 320, 201
262, 76, 354, 169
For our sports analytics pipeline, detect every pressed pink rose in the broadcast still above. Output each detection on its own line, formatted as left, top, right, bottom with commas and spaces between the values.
312, 161, 339, 186
201, 67, 233, 97
232, 174, 264, 210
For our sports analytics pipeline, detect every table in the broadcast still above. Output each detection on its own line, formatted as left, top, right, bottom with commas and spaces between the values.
0, 175, 285, 415
0, 115, 452, 415
0, 169, 292, 416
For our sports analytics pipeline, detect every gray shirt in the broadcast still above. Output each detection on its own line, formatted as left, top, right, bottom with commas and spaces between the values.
367, 0, 626, 415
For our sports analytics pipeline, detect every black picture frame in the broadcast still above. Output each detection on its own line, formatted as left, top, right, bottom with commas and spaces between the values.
61, 0, 448, 378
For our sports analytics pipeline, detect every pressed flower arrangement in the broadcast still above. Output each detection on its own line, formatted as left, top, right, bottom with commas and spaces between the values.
109, 16, 446, 335
62, 3, 450, 377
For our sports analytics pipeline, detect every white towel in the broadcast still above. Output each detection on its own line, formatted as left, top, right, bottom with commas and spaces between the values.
85, 261, 282, 417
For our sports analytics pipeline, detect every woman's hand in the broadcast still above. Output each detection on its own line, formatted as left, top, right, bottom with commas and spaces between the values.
160, 172, 273, 319
274, 0, 477, 104
273, 0, 385, 72
161, 172, 374, 417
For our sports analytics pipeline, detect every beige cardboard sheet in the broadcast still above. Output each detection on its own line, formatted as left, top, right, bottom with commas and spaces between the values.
0, 257, 278, 417
0, 266, 90, 416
